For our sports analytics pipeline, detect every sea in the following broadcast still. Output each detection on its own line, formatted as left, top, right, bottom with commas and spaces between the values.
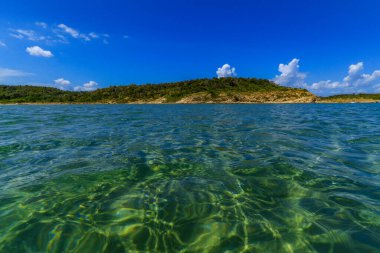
0, 104, 379, 252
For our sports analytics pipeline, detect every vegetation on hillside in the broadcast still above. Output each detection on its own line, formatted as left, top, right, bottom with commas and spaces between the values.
319, 93, 380, 102
0, 85, 72, 103
0, 78, 311, 103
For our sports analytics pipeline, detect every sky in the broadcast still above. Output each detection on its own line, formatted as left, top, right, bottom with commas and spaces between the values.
1, 0, 380, 95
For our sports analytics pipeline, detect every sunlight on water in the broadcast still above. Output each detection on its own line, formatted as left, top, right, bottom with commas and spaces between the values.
0, 104, 379, 252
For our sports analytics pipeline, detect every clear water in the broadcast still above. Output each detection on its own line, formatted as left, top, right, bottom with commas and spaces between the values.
0, 104, 379, 253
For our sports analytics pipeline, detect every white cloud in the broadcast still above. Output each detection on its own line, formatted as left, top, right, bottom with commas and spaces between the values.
74, 81, 99, 91
10, 29, 33, 39
57, 24, 108, 42
10, 33, 23, 39
89, 32, 99, 39
10, 29, 46, 41
35, 22, 47, 29
26, 46, 53, 58
343, 62, 380, 86
9, 23, 108, 45
309, 62, 380, 95
310, 80, 345, 90
273, 58, 307, 88
274, 59, 380, 95
0, 41, 6, 47
54, 78, 71, 86
375, 84, 380, 93
57, 24, 80, 38
348, 62, 363, 76
0, 67, 30, 80
10, 25, 62, 44
216, 64, 237, 78
102, 34, 110, 44
54, 78, 71, 90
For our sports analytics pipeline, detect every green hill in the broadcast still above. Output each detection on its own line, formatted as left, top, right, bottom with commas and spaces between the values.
0, 78, 316, 104
318, 93, 380, 103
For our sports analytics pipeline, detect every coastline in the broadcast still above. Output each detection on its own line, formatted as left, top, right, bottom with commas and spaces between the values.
1, 101, 379, 105
2, 79, 379, 105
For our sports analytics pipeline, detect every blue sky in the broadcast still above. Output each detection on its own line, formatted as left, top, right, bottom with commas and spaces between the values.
1, 0, 380, 95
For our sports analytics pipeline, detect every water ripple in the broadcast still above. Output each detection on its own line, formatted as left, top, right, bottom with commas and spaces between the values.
0, 104, 379, 252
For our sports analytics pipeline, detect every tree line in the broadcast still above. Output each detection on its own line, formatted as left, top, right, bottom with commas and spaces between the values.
0, 78, 305, 103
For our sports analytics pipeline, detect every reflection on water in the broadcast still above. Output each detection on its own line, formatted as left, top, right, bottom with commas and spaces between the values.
0, 104, 379, 252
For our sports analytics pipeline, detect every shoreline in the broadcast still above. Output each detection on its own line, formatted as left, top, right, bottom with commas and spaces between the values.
1, 101, 379, 105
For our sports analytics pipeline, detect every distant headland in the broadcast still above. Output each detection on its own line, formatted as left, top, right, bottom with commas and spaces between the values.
0, 78, 379, 104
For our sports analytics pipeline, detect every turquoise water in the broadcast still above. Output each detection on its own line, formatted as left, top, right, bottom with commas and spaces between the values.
0, 104, 379, 253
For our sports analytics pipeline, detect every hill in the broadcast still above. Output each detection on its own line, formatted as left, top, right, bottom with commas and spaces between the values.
0, 78, 317, 104
318, 94, 380, 103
